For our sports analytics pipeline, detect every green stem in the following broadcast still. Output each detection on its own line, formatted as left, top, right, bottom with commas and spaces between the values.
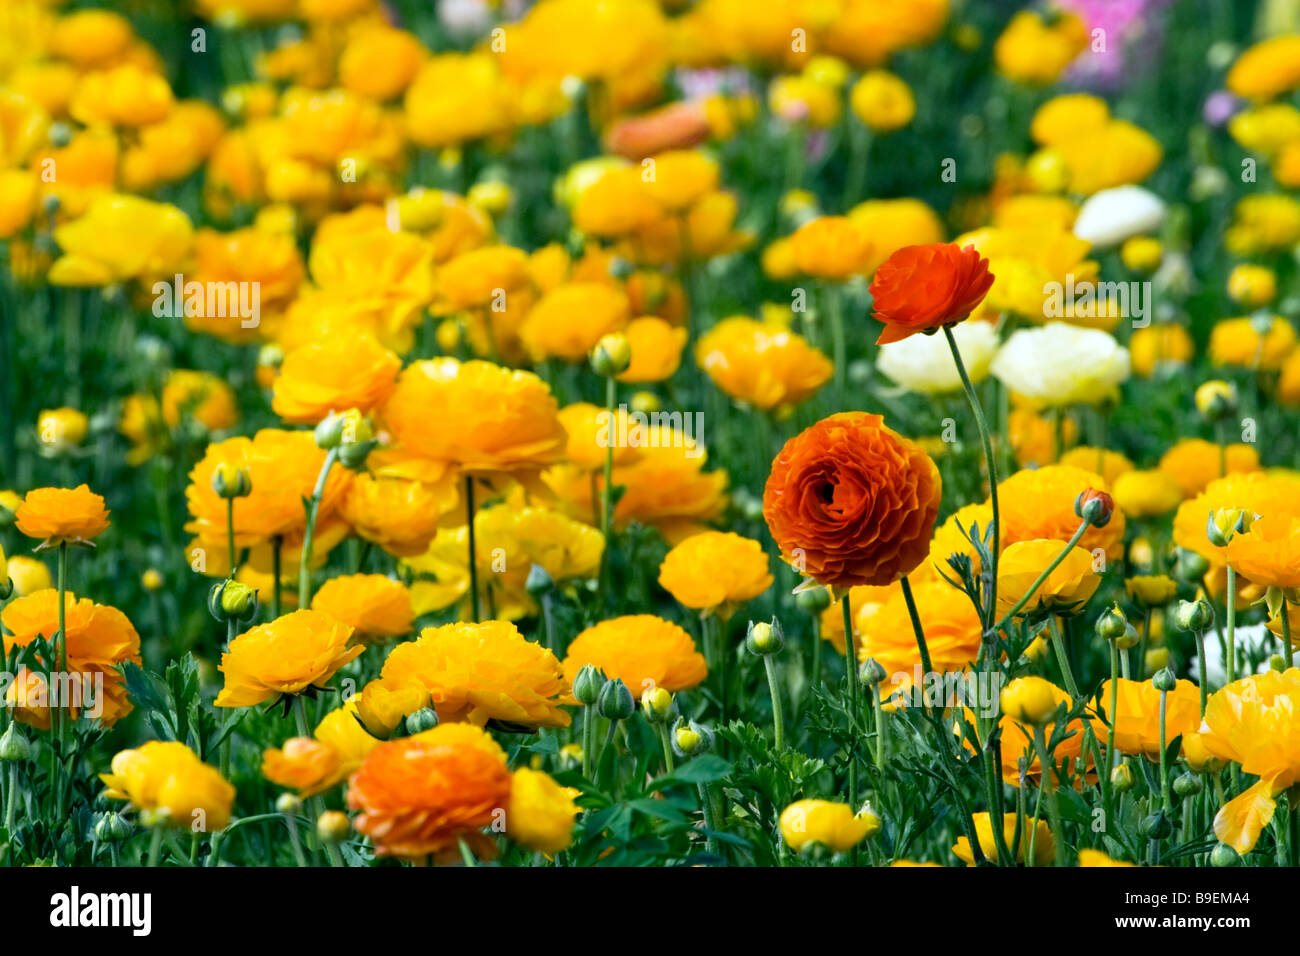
599, 374, 616, 601
146, 825, 164, 868
1049, 616, 1080, 700
1281, 599, 1294, 668
271, 536, 282, 619
697, 782, 719, 856
840, 594, 858, 810
298, 448, 338, 607
944, 325, 1000, 630
763, 655, 785, 751
657, 724, 675, 774
1158, 688, 1173, 814
1194, 629, 1208, 717
1032, 726, 1067, 867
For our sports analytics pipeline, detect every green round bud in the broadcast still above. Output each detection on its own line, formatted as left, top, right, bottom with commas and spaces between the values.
597, 678, 636, 721
671, 718, 714, 757
745, 619, 784, 656
275, 793, 302, 815
48, 121, 73, 148
640, 685, 676, 724
1172, 598, 1213, 633
1110, 763, 1135, 793
795, 585, 832, 613
607, 256, 634, 280
336, 439, 375, 470
1152, 667, 1177, 692
1173, 772, 1203, 797
0, 723, 33, 762
1140, 810, 1173, 840
210, 463, 251, 499
1074, 489, 1114, 527
590, 332, 632, 377
524, 563, 554, 596
1115, 623, 1140, 651
572, 663, 605, 706
1172, 547, 1211, 583
1210, 843, 1241, 867
94, 812, 132, 842
405, 707, 439, 734
210, 578, 258, 623
859, 658, 888, 687
1094, 605, 1128, 642
1271, 654, 1288, 673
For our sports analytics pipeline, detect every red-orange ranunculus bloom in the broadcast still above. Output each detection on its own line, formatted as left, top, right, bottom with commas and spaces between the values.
763, 412, 941, 589
868, 243, 995, 345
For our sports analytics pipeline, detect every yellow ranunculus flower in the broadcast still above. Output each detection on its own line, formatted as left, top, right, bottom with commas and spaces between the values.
953, 812, 1054, 866
997, 539, 1099, 619
849, 70, 914, 132
507, 768, 580, 854
100, 741, 235, 831
780, 799, 878, 853
658, 531, 772, 614
215, 609, 362, 708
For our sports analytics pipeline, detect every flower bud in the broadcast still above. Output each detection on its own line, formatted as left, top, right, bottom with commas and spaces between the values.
672, 718, 714, 757
745, 618, 784, 656
276, 793, 303, 814
1094, 604, 1128, 642
524, 563, 553, 596
1152, 667, 1177, 692
1271, 654, 1288, 673
1074, 488, 1114, 527
1194, 380, 1238, 421
405, 706, 439, 734
0, 723, 32, 762
1115, 622, 1140, 650
94, 812, 132, 842
1140, 810, 1173, 840
855, 803, 883, 841
315, 408, 371, 450
590, 333, 632, 377
629, 390, 660, 415
572, 663, 605, 706
1172, 598, 1213, 633
640, 685, 676, 724
1172, 547, 1210, 583
1210, 843, 1240, 867
211, 463, 252, 499
210, 578, 258, 623
859, 658, 888, 687
606, 256, 634, 280
1110, 763, 1135, 792
1173, 772, 1203, 797
1207, 507, 1250, 547
795, 585, 832, 613
317, 810, 350, 844
337, 438, 376, 470
597, 678, 636, 721
1000, 676, 1061, 726
141, 568, 164, 592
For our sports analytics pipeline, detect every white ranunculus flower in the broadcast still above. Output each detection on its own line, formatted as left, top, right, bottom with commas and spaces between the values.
1072, 185, 1167, 249
991, 321, 1130, 407
876, 320, 1000, 394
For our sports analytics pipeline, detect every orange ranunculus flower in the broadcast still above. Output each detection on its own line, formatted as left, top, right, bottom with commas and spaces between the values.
262, 699, 380, 796
867, 243, 995, 345
1197, 669, 1300, 854
996, 539, 1100, 619
15, 485, 111, 546
1101, 678, 1203, 762
357, 620, 572, 735
860, 577, 982, 693
997, 465, 1126, 561
375, 359, 567, 477
272, 336, 401, 425
215, 609, 362, 708
186, 429, 353, 552
311, 573, 413, 641
1226, 35, 1300, 102
605, 101, 713, 159
1058, 447, 1133, 487
618, 316, 687, 383
520, 282, 630, 363
788, 215, 872, 281
695, 315, 832, 412
1158, 438, 1261, 498
763, 412, 941, 589
340, 472, 458, 558
69, 63, 174, 128
100, 741, 234, 831
641, 149, 719, 212
658, 531, 772, 614
434, 245, 530, 314
2, 589, 141, 728
347, 723, 511, 860
185, 224, 306, 344
562, 614, 707, 697
338, 25, 426, 101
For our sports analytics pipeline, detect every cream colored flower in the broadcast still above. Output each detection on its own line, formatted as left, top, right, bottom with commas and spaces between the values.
877, 320, 999, 394
991, 322, 1130, 407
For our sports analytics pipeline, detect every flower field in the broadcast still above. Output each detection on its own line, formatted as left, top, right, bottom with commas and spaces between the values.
2, 0, 1300, 881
